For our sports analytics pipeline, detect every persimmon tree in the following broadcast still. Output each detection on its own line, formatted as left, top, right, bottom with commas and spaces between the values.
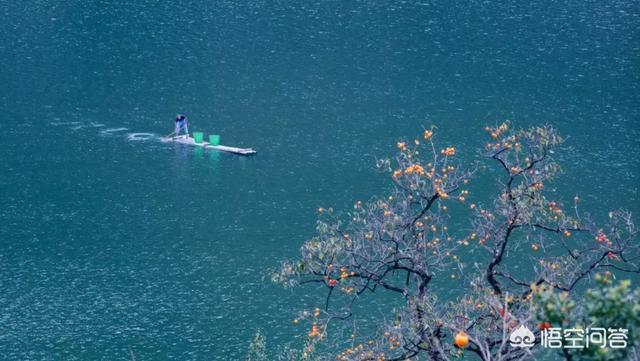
272, 123, 639, 361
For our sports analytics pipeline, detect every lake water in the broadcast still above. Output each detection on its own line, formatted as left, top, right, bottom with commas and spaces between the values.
1, 1, 638, 359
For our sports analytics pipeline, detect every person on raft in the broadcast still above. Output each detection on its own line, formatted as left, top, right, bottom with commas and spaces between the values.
174, 114, 189, 137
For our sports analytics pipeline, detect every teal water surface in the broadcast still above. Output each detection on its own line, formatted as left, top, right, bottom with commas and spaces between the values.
1, 1, 638, 360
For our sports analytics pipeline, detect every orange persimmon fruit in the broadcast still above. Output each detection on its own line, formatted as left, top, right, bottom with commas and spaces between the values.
454, 331, 470, 348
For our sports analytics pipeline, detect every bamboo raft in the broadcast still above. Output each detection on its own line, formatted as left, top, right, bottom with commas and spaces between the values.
161, 135, 257, 156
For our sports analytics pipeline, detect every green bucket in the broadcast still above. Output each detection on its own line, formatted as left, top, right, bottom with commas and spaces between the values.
208, 134, 220, 146
193, 132, 204, 144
